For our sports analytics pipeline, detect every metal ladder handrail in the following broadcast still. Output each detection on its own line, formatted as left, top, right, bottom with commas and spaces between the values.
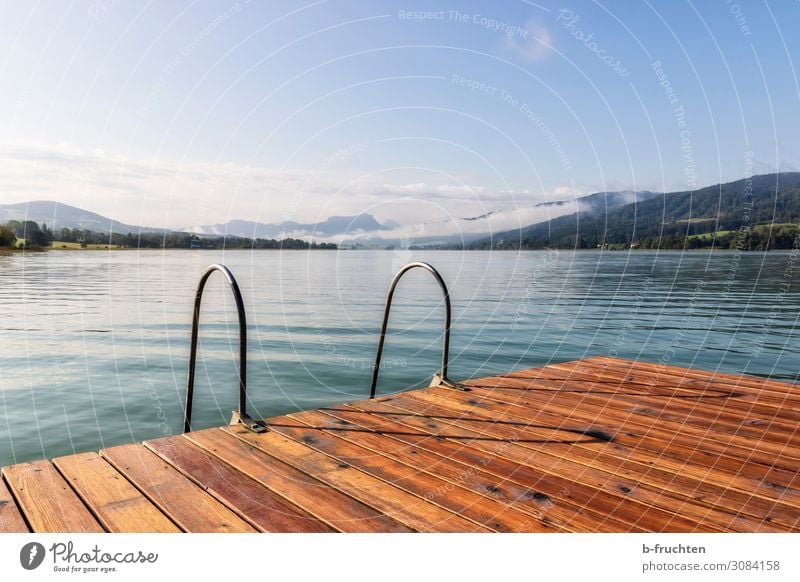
183, 264, 265, 433
369, 262, 464, 399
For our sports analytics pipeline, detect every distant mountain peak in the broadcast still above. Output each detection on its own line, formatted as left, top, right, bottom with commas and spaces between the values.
188, 212, 391, 239
468, 172, 800, 250
0, 200, 165, 233
381, 219, 401, 229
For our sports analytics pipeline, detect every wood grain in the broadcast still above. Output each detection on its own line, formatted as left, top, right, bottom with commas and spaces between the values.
145, 435, 334, 532
185, 427, 413, 532
54, 452, 179, 533
465, 376, 800, 472
2, 460, 103, 532
224, 424, 487, 532
378, 390, 794, 530
0, 475, 29, 532
271, 414, 553, 532
295, 408, 641, 532
348, 397, 771, 532
101, 443, 255, 533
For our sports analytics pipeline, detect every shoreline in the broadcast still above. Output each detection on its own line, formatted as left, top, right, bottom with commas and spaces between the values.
2, 246, 796, 254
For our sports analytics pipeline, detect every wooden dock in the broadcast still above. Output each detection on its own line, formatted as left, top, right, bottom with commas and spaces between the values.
1, 356, 798, 533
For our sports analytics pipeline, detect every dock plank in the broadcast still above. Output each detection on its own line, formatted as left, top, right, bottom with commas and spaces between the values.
315, 404, 688, 532
2, 460, 103, 533
431, 386, 800, 512
338, 401, 715, 532
468, 379, 800, 466
101, 443, 255, 533
539, 367, 800, 437
478, 384, 800, 492
401, 388, 797, 529
533, 358, 800, 408
145, 435, 334, 532
0, 475, 29, 532
469, 370, 800, 421
224, 425, 488, 532
271, 414, 553, 532
54, 452, 179, 533
294, 408, 642, 532
467, 374, 800, 465
353, 397, 779, 532
582, 357, 800, 396
185, 428, 413, 532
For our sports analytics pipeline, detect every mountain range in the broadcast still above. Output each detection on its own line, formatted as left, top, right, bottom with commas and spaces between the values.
0, 201, 396, 239
2, 173, 797, 249
187, 213, 392, 238
467, 173, 800, 250
0, 192, 627, 244
0, 201, 165, 234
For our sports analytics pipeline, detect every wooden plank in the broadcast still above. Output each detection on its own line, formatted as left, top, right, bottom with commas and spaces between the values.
353, 396, 782, 532
460, 380, 797, 483
396, 389, 800, 527
478, 384, 800, 492
467, 376, 800, 467
584, 356, 800, 396
338, 401, 718, 532
145, 435, 334, 532
314, 407, 651, 531
53, 452, 179, 533
2, 460, 103, 533
0, 475, 29, 532
101, 443, 256, 533
185, 428, 413, 532
496, 364, 800, 425
468, 370, 800, 420
463, 373, 800, 469
408, 389, 800, 523
549, 358, 800, 405
501, 361, 800, 411
271, 414, 554, 532
296, 408, 644, 532
544, 362, 800, 430
452, 384, 800, 502
224, 424, 488, 532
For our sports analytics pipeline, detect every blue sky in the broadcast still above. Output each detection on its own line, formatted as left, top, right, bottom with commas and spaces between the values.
0, 0, 798, 232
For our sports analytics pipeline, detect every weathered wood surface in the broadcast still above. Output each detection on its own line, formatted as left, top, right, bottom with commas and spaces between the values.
2, 460, 103, 533
101, 444, 256, 533
54, 452, 180, 533
0, 473, 28, 532
1, 357, 797, 532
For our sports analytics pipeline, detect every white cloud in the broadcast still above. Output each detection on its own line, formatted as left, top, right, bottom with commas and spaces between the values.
436, 184, 486, 195
380, 182, 429, 194
0, 143, 579, 238
553, 185, 574, 196
322, 200, 580, 245
505, 20, 554, 63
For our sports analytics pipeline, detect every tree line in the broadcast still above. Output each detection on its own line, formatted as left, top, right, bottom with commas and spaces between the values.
466, 174, 800, 251
0, 220, 337, 250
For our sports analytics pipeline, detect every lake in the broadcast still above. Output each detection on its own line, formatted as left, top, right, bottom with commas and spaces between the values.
0, 249, 797, 467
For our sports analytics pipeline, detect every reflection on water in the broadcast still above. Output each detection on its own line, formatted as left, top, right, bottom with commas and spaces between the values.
0, 249, 797, 465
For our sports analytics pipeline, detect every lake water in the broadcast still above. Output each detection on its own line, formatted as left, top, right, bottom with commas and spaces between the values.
0, 249, 797, 467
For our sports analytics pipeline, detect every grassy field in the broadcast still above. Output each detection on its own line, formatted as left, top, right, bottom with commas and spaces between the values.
49, 240, 125, 250
687, 230, 732, 240
687, 223, 798, 241
4, 239, 118, 250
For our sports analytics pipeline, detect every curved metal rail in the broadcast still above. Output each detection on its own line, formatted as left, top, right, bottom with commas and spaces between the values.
369, 262, 465, 399
183, 264, 264, 433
